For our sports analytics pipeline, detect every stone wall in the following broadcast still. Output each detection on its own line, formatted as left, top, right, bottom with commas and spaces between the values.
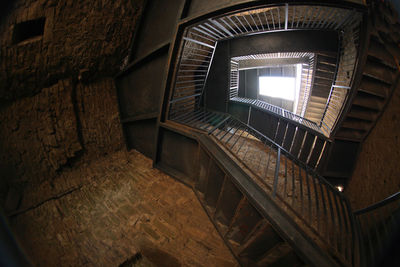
0, 0, 144, 211
0, 79, 81, 186
0, 0, 142, 101
346, 82, 400, 210
76, 78, 124, 159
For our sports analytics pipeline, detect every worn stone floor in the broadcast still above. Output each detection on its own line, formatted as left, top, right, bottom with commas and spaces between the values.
9, 150, 238, 267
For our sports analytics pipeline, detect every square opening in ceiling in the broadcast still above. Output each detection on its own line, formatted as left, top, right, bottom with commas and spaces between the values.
259, 76, 296, 101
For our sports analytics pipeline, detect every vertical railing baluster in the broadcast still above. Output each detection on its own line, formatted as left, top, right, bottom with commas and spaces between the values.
273, 147, 281, 197
318, 180, 329, 242
285, 3, 289, 30
299, 166, 304, 214
326, 188, 337, 250
370, 211, 383, 263
365, 214, 376, 265
291, 160, 296, 208
312, 175, 320, 232
233, 130, 250, 154
224, 124, 240, 145
264, 143, 273, 179
284, 155, 288, 198
305, 171, 312, 224
338, 196, 351, 262
333, 192, 344, 255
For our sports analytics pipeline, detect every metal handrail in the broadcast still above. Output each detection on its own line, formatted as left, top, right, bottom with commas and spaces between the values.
354, 192, 400, 215
319, 11, 361, 134
169, 106, 400, 267
230, 96, 324, 135
354, 191, 400, 267
210, 115, 356, 266
167, 3, 363, 122
164, 2, 369, 266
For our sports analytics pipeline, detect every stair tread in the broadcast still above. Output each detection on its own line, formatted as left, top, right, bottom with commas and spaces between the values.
341, 118, 371, 131
316, 51, 337, 58
314, 77, 333, 86
352, 92, 385, 110
312, 84, 331, 98
334, 128, 365, 141
368, 38, 398, 69
358, 75, 390, 98
317, 55, 337, 66
347, 106, 379, 121
316, 62, 336, 73
314, 70, 335, 80
306, 103, 326, 108
363, 59, 396, 84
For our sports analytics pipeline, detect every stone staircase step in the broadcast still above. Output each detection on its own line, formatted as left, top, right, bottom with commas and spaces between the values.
352, 91, 385, 110
368, 37, 398, 69
358, 75, 391, 98
317, 55, 337, 66
363, 58, 396, 84
314, 70, 335, 81
341, 118, 371, 131
334, 128, 365, 141
347, 105, 379, 122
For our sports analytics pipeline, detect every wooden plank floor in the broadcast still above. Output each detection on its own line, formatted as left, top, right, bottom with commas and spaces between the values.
9, 150, 238, 267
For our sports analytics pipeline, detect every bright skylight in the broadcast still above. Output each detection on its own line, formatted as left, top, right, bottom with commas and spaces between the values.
259, 76, 296, 101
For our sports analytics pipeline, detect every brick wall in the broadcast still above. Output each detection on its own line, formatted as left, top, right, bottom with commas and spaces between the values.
346, 82, 400, 210
0, 0, 144, 210
0, 0, 142, 100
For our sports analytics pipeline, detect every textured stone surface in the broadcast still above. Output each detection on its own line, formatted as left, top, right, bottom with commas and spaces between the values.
10, 149, 238, 267
0, 0, 138, 208
0, 77, 124, 209
0, 79, 81, 189
0, 0, 143, 101
76, 78, 124, 158
346, 81, 400, 210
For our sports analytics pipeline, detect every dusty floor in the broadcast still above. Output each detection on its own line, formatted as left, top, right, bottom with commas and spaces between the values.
9, 150, 237, 267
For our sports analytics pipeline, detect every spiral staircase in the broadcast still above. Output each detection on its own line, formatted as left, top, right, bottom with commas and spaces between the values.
115, 1, 400, 266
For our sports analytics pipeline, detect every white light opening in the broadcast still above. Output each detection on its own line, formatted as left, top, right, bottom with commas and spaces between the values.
259, 76, 296, 101
336, 185, 344, 192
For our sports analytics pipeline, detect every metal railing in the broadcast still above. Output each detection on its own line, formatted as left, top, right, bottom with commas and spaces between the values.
354, 192, 400, 267
319, 13, 362, 134
169, 108, 230, 131
231, 96, 322, 133
209, 116, 357, 266
299, 54, 315, 118
164, 4, 367, 265
229, 52, 316, 128
169, 104, 400, 267
167, 4, 363, 122
229, 59, 239, 99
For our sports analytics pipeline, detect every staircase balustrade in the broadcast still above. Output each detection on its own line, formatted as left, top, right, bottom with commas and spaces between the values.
354, 192, 400, 267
